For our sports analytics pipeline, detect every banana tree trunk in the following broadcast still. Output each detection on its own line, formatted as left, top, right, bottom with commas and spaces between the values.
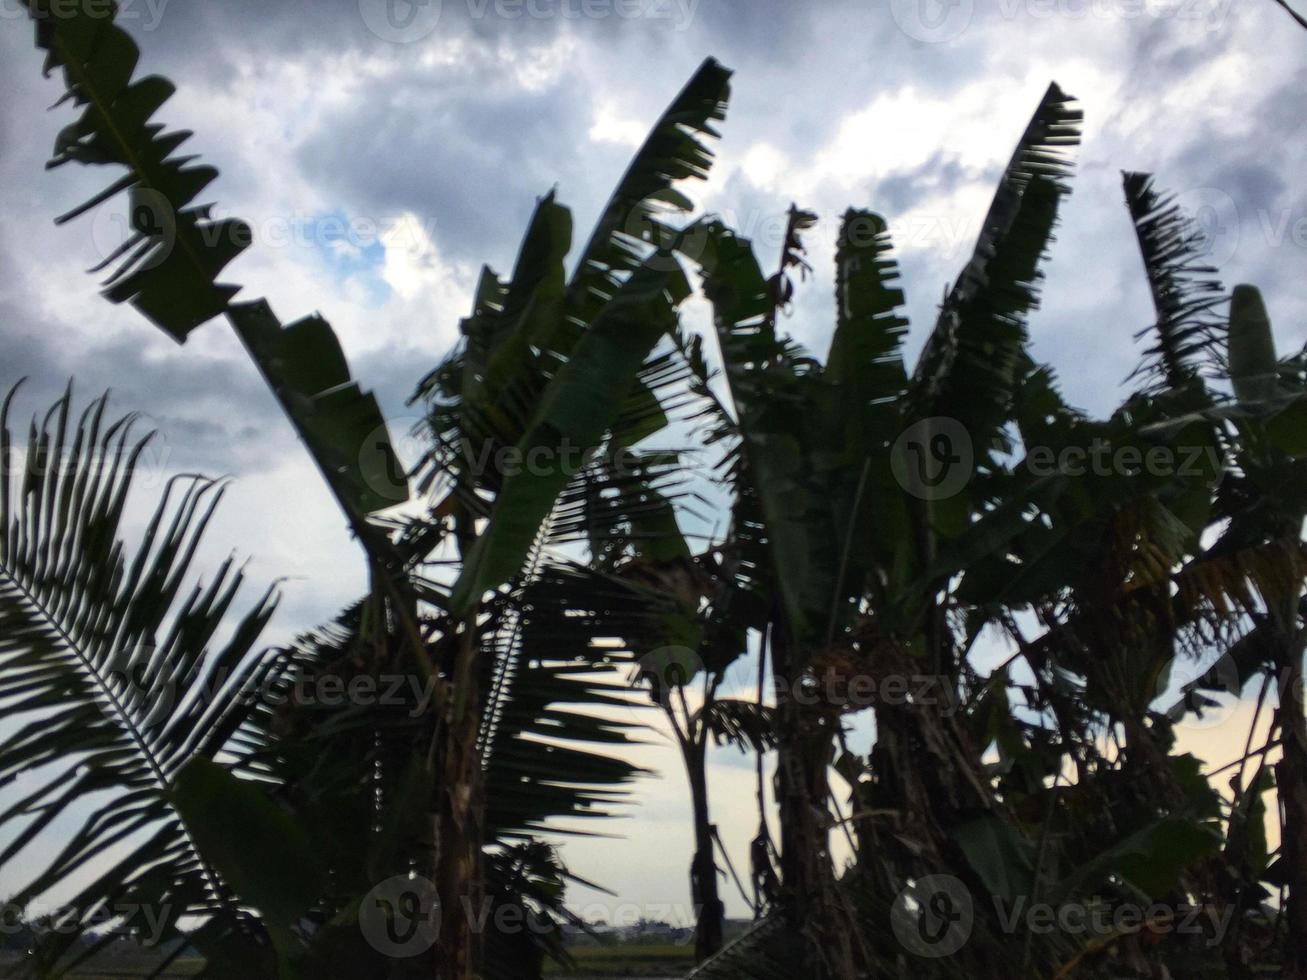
685, 738, 725, 961
1262, 524, 1307, 979
770, 627, 856, 979
434, 625, 485, 979
1276, 627, 1307, 978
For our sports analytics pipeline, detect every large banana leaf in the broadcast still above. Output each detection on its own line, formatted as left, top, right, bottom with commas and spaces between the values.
413, 56, 734, 596
910, 83, 1080, 484
819, 209, 914, 612
23, 0, 405, 523
447, 258, 690, 616
693, 220, 834, 642
566, 57, 731, 327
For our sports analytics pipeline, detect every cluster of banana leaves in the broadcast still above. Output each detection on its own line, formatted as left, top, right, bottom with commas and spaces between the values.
2, 2, 1305, 978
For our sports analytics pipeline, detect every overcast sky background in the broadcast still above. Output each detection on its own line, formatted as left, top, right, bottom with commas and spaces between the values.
1, 0, 1304, 924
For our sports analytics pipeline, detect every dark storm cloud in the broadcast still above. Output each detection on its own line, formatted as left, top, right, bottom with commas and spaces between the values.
0, 246, 281, 484
0, 304, 288, 480
297, 73, 605, 267
126, 0, 793, 79
872, 152, 978, 217
1209, 162, 1288, 212
125, 0, 987, 276
0, 0, 1303, 562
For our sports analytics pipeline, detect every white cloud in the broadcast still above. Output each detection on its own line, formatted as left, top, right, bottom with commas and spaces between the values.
589, 102, 651, 146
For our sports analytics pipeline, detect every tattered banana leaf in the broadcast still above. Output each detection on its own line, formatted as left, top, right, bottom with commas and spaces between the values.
449, 259, 689, 616
24, 0, 407, 519
1123, 172, 1226, 393
29, 0, 249, 340
233, 301, 407, 516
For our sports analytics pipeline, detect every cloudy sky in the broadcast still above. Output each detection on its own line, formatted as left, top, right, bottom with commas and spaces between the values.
1, 0, 1304, 924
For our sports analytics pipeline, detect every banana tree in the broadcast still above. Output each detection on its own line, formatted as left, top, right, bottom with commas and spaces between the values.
682, 92, 1301, 980
1116, 175, 1307, 975
1116, 259, 1307, 975
611, 520, 778, 960
10, 3, 1305, 977
13, 1, 735, 975
1223, 284, 1307, 977
398, 56, 731, 976
670, 83, 1082, 977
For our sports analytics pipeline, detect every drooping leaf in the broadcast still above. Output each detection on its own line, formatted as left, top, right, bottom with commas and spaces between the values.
233, 301, 407, 516
28, 0, 249, 340
26, 2, 409, 525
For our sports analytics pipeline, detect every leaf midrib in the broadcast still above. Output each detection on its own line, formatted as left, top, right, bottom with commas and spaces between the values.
0, 558, 237, 918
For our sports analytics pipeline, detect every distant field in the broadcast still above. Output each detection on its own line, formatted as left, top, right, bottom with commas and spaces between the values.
62, 974, 201, 979
0, 947, 691, 978
544, 943, 694, 977
0, 955, 206, 979
64, 963, 203, 979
